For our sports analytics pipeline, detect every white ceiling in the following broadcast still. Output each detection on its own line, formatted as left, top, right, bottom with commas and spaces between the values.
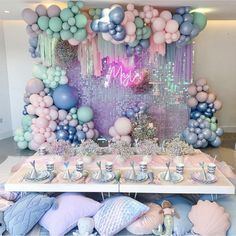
0, 0, 236, 20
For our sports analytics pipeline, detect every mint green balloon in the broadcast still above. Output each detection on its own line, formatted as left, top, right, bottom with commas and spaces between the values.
75, 14, 87, 28
70, 26, 78, 33
62, 22, 70, 30
89, 8, 96, 16
38, 16, 49, 30
17, 141, 28, 149
71, 5, 79, 14
136, 28, 142, 36
53, 32, 60, 39
32, 64, 47, 79
128, 40, 139, 47
60, 30, 73, 40
193, 12, 207, 31
21, 115, 32, 128
70, 107, 77, 114
68, 17, 76, 26
142, 27, 151, 39
14, 136, 19, 142
60, 8, 74, 22
24, 132, 32, 142
49, 17, 62, 32
46, 28, 53, 35
96, 8, 102, 16
77, 106, 94, 123
72, 114, 77, 119
211, 123, 217, 132
76, 1, 84, 9
135, 17, 144, 28
74, 29, 87, 41
68, 1, 74, 8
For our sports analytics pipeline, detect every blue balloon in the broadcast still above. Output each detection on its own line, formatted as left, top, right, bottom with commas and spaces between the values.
208, 131, 217, 142
183, 129, 190, 138
139, 39, 150, 49
211, 136, 221, 147
190, 24, 200, 38
68, 134, 74, 140
56, 125, 63, 131
202, 139, 208, 148
202, 128, 212, 139
216, 127, 224, 136
176, 7, 185, 15
109, 6, 125, 25
76, 130, 86, 140
173, 14, 183, 25
188, 119, 195, 128
185, 6, 192, 13
112, 29, 126, 41
98, 22, 109, 32
29, 37, 38, 48
126, 46, 135, 57
183, 13, 193, 23
195, 128, 201, 134
208, 103, 214, 108
180, 22, 193, 35
191, 111, 201, 120
204, 111, 213, 118
53, 85, 79, 110
109, 29, 116, 35
203, 120, 210, 128
198, 133, 204, 140
189, 127, 195, 132
196, 140, 202, 147
197, 103, 207, 112
193, 120, 199, 128
199, 123, 205, 129
185, 132, 197, 145
56, 129, 69, 140
68, 126, 76, 135
133, 106, 140, 113
211, 108, 216, 113
135, 45, 142, 53
90, 20, 100, 32
121, 111, 127, 116
126, 108, 135, 118
115, 25, 123, 32
108, 22, 116, 30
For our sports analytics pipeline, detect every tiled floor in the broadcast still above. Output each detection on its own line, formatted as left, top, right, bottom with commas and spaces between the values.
0, 134, 236, 171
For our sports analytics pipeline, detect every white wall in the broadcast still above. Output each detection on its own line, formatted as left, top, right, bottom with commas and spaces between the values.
3, 20, 33, 132
0, 21, 12, 139
194, 21, 236, 132
1, 20, 236, 135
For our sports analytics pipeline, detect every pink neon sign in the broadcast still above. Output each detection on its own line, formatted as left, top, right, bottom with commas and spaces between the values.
105, 61, 147, 88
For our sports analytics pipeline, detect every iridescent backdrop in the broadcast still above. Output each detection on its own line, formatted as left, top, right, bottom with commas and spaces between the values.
68, 43, 193, 140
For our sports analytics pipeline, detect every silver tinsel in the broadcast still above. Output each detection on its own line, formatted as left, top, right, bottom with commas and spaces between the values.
109, 141, 134, 160
75, 140, 100, 156
161, 136, 196, 156
135, 139, 161, 155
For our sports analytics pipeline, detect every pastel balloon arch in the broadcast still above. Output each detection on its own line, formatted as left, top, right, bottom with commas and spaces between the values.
16, 1, 208, 151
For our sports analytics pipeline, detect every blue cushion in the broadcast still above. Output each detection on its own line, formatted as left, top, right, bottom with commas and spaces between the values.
155, 195, 193, 236
94, 196, 149, 235
4, 193, 56, 236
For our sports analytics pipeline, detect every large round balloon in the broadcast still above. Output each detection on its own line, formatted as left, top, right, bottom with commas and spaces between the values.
77, 106, 94, 123
114, 117, 132, 136
25, 78, 44, 94
52, 85, 79, 110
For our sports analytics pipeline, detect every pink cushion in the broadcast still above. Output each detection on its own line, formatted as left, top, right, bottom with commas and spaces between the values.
39, 193, 102, 236
126, 203, 164, 235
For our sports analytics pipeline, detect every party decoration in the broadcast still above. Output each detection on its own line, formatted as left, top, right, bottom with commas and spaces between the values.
109, 140, 134, 160
52, 84, 79, 110
28, 36, 40, 58
189, 200, 230, 236
25, 78, 44, 94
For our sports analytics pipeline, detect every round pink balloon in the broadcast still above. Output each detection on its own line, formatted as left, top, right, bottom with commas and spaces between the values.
69, 119, 78, 127
165, 33, 171, 39
47, 132, 56, 143
160, 10, 172, 22
34, 133, 45, 144
120, 135, 132, 144
165, 20, 179, 33
68, 38, 80, 46
109, 126, 119, 137
35, 107, 44, 117
26, 105, 36, 115
49, 120, 57, 131
197, 86, 203, 92
153, 31, 165, 44
188, 85, 197, 96
144, 5, 151, 12
35, 5, 47, 16
214, 100, 222, 110
206, 93, 216, 103
94, 129, 99, 139
187, 97, 198, 108
196, 78, 207, 86
29, 94, 40, 106
114, 117, 132, 136
58, 110, 67, 120
49, 109, 58, 120
47, 5, 61, 17
43, 96, 53, 107
152, 17, 166, 32
152, 9, 159, 17
127, 4, 135, 11
22, 8, 38, 25
31, 24, 39, 32
26, 78, 44, 94
203, 85, 209, 92
125, 21, 136, 35
146, 11, 153, 19
35, 117, 49, 129
86, 129, 95, 139
196, 91, 208, 102
125, 11, 135, 22
139, 12, 145, 19
87, 121, 94, 129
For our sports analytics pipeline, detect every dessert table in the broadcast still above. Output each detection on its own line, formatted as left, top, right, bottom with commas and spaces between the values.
4, 153, 235, 195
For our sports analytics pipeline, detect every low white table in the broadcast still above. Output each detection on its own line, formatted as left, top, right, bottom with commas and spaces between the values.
5, 164, 235, 194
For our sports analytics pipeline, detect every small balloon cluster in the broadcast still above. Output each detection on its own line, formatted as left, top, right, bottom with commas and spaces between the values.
28, 37, 40, 58
88, 8, 102, 20
183, 116, 224, 148
183, 78, 223, 148
32, 63, 68, 89
187, 78, 222, 119
91, 5, 126, 42
121, 102, 146, 119
174, 7, 207, 47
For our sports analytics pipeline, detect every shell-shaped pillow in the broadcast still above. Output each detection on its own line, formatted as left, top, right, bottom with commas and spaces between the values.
188, 200, 231, 236
126, 203, 164, 235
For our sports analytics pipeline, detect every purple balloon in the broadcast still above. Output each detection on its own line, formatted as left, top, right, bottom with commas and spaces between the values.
22, 8, 38, 25
47, 5, 61, 17
35, 5, 47, 16
112, 29, 126, 41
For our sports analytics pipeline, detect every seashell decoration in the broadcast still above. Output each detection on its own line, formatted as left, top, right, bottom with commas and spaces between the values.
188, 200, 231, 236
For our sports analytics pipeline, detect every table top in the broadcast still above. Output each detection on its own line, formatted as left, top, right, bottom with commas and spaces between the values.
4, 155, 235, 194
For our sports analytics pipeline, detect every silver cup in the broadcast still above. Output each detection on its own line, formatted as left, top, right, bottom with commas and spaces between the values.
105, 162, 113, 172
76, 161, 84, 173
139, 161, 148, 173
38, 146, 47, 156
207, 163, 216, 175
46, 162, 54, 173
176, 163, 184, 175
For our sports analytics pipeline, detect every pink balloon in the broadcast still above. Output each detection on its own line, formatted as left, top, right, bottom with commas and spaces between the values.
86, 129, 95, 139
34, 133, 45, 144
94, 129, 99, 139
152, 9, 159, 17
160, 10, 172, 22
133, 9, 139, 16
166, 38, 172, 44
196, 92, 208, 102
114, 117, 132, 136
49, 120, 57, 131
171, 32, 180, 41
44, 132, 51, 138
187, 97, 198, 108
35, 117, 49, 128
40, 101, 46, 107
109, 126, 118, 137
120, 135, 132, 144
165, 20, 179, 33
125, 11, 135, 22
26, 78, 44, 94
127, 4, 135, 11
144, 18, 151, 24
49, 109, 58, 120
203, 85, 209, 92
144, 5, 151, 12
139, 12, 145, 19
35, 107, 44, 117
28, 141, 40, 151
188, 85, 197, 96
22, 8, 38, 25
197, 86, 203, 92
43, 96, 53, 107
69, 119, 78, 127
47, 132, 56, 143
125, 21, 136, 35
214, 100, 222, 110
152, 17, 166, 32
35, 5, 47, 16
31, 24, 39, 32
153, 31, 165, 44
43, 108, 50, 115
29, 94, 39, 105
47, 5, 61, 17
165, 33, 171, 40
68, 38, 80, 46
87, 121, 94, 129
146, 11, 153, 19
196, 78, 207, 86
26, 104, 36, 115
206, 93, 216, 103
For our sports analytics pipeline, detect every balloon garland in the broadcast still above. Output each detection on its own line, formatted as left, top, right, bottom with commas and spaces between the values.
182, 78, 223, 148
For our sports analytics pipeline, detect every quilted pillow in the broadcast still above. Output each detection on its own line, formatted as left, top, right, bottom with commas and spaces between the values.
4, 193, 56, 236
39, 193, 102, 236
94, 196, 149, 236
